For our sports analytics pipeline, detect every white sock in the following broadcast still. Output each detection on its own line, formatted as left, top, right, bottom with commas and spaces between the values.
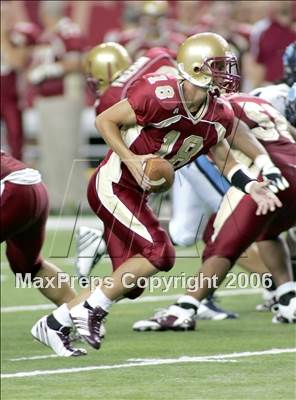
53, 303, 72, 327
276, 281, 296, 299
177, 295, 200, 309
87, 288, 113, 312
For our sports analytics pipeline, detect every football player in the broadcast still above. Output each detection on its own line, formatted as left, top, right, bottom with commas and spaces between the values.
250, 42, 296, 308
30, 43, 177, 356
0, 151, 87, 356
135, 93, 296, 330
79, 42, 241, 321
33, 33, 284, 355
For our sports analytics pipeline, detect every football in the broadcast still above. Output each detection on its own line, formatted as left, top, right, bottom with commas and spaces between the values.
144, 157, 174, 193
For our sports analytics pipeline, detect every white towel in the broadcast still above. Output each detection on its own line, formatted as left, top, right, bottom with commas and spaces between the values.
0, 168, 42, 196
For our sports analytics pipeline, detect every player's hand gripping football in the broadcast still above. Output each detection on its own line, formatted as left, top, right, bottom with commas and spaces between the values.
123, 153, 157, 191
248, 181, 283, 216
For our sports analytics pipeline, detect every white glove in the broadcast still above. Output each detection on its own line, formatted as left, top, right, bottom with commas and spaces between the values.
255, 154, 289, 193
28, 63, 64, 85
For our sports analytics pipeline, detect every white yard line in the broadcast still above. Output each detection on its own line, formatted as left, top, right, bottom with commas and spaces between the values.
127, 348, 296, 361
2, 348, 295, 379
9, 355, 59, 361
46, 217, 98, 231
1, 288, 262, 313
1, 304, 55, 313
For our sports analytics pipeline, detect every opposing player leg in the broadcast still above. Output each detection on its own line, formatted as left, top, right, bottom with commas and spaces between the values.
169, 168, 210, 245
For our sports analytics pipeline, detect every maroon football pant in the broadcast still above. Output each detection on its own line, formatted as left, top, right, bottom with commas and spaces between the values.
203, 162, 296, 265
87, 170, 175, 272
0, 182, 49, 277
1, 97, 24, 160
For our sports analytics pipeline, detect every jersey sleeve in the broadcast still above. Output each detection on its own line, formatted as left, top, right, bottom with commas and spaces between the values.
127, 75, 178, 126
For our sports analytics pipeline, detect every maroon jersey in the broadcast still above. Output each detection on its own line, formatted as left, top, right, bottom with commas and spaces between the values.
95, 47, 176, 115
99, 74, 234, 191
0, 152, 27, 179
226, 93, 296, 170
30, 17, 84, 97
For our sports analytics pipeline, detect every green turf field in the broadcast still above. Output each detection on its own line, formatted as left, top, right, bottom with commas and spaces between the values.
1, 229, 296, 400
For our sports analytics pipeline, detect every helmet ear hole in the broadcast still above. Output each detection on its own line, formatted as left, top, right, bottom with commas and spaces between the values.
193, 66, 200, 73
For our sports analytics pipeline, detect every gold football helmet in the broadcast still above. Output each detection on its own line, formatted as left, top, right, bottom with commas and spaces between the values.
84, 42, 132, 94
141, 1, 169, 17
177, 32, 240, 93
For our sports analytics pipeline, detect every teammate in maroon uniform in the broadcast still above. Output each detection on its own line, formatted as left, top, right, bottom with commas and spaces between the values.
77, 42, 178, 277
137, 93, 296, 329
0, 151, 88, 356
34, 33, 284, 353
1, 20, 39, 160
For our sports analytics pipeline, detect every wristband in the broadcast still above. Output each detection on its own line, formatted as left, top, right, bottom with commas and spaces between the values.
227, 165, 256, 193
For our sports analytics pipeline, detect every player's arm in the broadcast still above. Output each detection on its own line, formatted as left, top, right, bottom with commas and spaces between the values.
95, 99, 155, 190
95, 99, 137, 159
210, 138, 254, 190
227, 118, 289, 193
210, 139, 282, 215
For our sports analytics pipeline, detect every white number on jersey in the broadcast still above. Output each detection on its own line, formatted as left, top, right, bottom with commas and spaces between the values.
170, 135, 204, 168
147, 74, 176, 100
147, 74, 168, 84
155, 85, 175, 100
157, 131, 204, 168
